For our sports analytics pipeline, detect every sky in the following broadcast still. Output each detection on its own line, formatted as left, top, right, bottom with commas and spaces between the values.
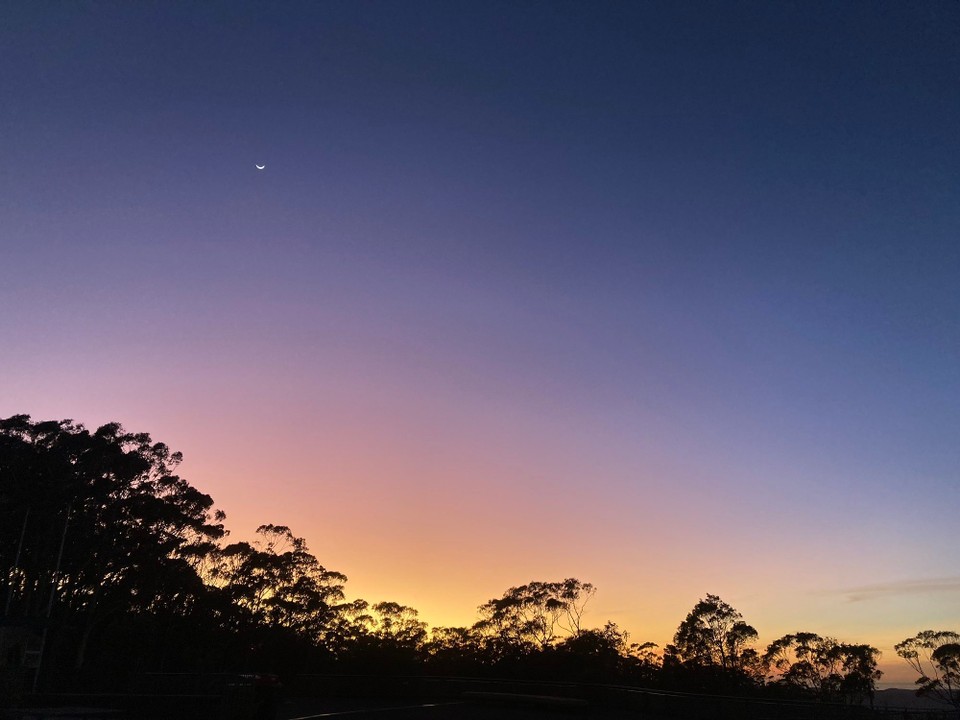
1, 0, 958, 683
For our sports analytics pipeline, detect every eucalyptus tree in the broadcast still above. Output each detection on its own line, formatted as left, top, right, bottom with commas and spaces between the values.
895, 630, 960, 712
210, 524, 347, 639
472, 578, 595, 655
324, 599, 428, 672
323, 598, 374, 657
663, 594, 763, 692
423, 626, 483, 673
625, 638, 663, 683
764, 632, 881, 704
369, 601, 428, 649
552, 621, 657, 683
0, 415, 226, 672
669, 594, 758, 671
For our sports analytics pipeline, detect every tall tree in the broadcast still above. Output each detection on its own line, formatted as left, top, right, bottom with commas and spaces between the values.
552, 621, 659, 683
663, 594, 762, 692
0, 415, 225, 672
423, 626, 483, 674
896, 630, 960, 712
327, 600, 428, 673
368, 601, 428, 649
669, 594, 758, 671
764, 632, 881, 704
210, 524, 346, 639
472, 579, 595, 655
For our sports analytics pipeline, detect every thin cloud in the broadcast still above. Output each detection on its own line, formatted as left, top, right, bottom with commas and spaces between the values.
839, 577, 960, 603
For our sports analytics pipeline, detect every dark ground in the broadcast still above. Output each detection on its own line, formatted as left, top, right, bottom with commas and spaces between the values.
277, 696, 644, 720
3, 684, 956, 720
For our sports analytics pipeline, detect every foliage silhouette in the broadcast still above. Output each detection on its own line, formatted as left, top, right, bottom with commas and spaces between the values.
423, 626, 483, 675
337, 601, 429, 674
0, 415, 225, 676
663, 593, 763, 692
472, 578, 595, 657
0, 414, 895, 705
896, 630, 960, 711
551, 621, 660, 684
209, 524, 347, 638
764, 632, 881, 705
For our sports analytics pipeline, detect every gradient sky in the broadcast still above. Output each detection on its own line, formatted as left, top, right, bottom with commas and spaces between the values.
2, 1, 958, 683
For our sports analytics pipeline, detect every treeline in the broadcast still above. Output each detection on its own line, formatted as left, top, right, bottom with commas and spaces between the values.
1, 416, 958, 710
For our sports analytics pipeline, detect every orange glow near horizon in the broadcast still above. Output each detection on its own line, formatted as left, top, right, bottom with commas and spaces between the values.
3, 371, 953, 688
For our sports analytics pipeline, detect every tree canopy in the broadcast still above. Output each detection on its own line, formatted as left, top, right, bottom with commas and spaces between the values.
764, 632, 881, 704
472, 578, 595, 656
0, 415, 226, 671
896, 630, 960, 712
2, 414, 902, 706
663, 593, 762, 691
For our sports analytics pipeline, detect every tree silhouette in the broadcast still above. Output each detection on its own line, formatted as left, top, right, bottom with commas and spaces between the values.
472, 579, 595, 656
210, 524, 346, 639
553, 621, 659, 683
764, 632, 881, 704
423, 626, 483, 674
368, 601, 428, 648
670, 594, 758, 670
664, 594, 761, 692
896, 630, 960, 712
326, 599, 428, 673
0, 415, 225, 674
3, 413, 941, 700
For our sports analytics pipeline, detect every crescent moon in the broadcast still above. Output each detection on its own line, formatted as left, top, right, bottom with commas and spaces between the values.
255, 164, 265, 170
